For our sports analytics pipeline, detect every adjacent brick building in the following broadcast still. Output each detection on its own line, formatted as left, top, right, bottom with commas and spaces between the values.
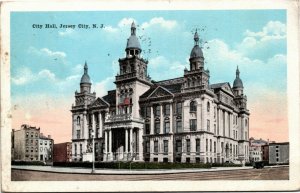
53, 142, 72, 162
269, 142, 289, 164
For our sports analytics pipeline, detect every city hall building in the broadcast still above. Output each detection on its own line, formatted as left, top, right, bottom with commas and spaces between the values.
71, 22, 250, 164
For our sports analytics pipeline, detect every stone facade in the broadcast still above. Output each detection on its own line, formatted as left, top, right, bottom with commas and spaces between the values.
12, 124, 53, 162
71, 23, 250, 164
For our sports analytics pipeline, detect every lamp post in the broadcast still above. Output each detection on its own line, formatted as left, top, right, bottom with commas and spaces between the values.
91, 130, 95, 173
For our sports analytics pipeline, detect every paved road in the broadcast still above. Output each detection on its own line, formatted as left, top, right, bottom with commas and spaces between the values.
12, 166, 288, 181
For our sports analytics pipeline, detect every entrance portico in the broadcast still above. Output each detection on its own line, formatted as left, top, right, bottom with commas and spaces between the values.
103, 114, 144, 162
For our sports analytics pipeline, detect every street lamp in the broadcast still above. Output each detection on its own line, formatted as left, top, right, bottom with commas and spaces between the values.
91, 130, 95, 173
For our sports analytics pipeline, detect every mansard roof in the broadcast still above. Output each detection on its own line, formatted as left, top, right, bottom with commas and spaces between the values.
102, 90, 116, 106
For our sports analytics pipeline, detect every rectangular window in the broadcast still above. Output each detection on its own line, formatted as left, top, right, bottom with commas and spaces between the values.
176, 140, 182, 153
154, 141, 158, 154
74, 144, 77, 156
146, 107, 151, 117
155, 122, 160, 134
196, 139, 200, 154
176, 120, 182, 133
146, 141, 150, 153
190, 119, 197, 131
164, 104, 170, 116
210, 139, 212, 152
214, 141, 216, 153
214, 124, 216, 135
186, 139, 190, 153
164, 122, 170, 134
155, 105, 160, 117
176, 102, 182, 114
145, 124, 150, 134
206, 139, 208, 152
163, 140, 168, 154
207, 119, 210, 131
80, 144, 82, 154
76, 130, 80, 139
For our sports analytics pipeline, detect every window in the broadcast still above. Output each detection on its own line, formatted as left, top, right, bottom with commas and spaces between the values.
26, 132, 29, 137
206, 139, 208, 151
40, 147, 43, 151
80, 144, 82, 155
146, 141, 150, 153
145, 124, 150, 134
164, 104, 170, 116
196, 139, 200, 154
176, 120, 182, 133
154, 141, 158, 154
164, 122, 170, 134
163, 140, 168, 154
76, 130, 80, 139
155, 105, 160, 117
26, 147, 29, 152
35, 148, 38, 152
214, 141, 216, 153
44, 141, 47, 145
245, 119, 248, 128
176, 140, 182, 153
210, 139, 212, 152
75, 144, 77, 156
176, 102, 182, 114
186, 139, 190, 153
214, 124, 216, 135
35, 133, 38, 137
214, 107, 216, 118
207, 119, 210, 131
77, 116, 80, 125
221, 142, 224, 153
190, 119, 197, 131
190, 101, 197, 112
155, 122, 160, 134
207, 102, 210, 112
146, 107, 151, 117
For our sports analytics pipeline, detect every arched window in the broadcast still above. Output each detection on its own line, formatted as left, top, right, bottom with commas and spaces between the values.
76, 116, 80, 125
190, 101, 197, 112
207, 101, 210, 112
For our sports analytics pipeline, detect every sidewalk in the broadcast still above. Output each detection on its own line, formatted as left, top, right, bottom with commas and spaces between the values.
11, 165, 286, 175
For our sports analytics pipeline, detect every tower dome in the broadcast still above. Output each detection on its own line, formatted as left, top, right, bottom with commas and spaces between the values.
233, 66, 243, 88
126, 22, 141, 51
190, 30, 203, 58
80, 61, 91, 84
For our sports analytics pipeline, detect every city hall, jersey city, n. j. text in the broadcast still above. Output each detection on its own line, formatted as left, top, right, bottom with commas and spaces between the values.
70, 22, 250, 164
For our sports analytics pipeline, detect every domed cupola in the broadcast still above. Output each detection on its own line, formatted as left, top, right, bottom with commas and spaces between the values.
80, 61, 91, 84
233, 66, 244, 89
80, 61, 92, 93
126, 22, 141, 57
190, 30, 204, 59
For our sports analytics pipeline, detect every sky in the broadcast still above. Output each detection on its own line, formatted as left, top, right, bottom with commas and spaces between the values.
11, 10, 287, 143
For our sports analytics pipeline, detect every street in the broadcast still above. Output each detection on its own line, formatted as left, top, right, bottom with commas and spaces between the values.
11, 166, 289, 181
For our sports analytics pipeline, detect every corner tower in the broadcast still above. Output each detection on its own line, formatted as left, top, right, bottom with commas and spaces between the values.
184, 30, 210, 91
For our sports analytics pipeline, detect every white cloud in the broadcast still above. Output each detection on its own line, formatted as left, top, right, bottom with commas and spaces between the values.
11, 67, 36, 85
93, 76, 115, 97
244, 21, 286, 41
118, 18, 137, 28
141, 17, 177, 30
58, 28, 74, 37
38, 69, 56, 81
103, 26, 118, 33
28, 47, 66, 59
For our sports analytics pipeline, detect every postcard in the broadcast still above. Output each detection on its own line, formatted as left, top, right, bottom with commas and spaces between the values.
1, 0, 300, 192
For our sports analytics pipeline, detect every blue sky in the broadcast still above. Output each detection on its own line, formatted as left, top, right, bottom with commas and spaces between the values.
11, 10, 288, 142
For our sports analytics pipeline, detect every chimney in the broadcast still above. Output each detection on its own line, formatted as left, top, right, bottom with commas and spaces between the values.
48, 135, 51, 139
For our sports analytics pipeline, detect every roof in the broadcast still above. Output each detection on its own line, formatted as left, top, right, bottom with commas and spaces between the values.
102, 90, 116, 106
80, 63, 91, 84
233, 67, 243, 88
210, 82, 228, 89
126, 35, 141, 51
190, 45, 203, 58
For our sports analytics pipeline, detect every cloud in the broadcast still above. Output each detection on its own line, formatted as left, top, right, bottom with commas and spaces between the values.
141, 17, 177, 30
118, 18, 136, 28
28, 46, 66, 59
103, 26, 118, 33
58, 28, 75, 37
38, 69, 56, 81
93, 76, 115, 97
244, 21, 286, 41
11, 66, 35, 85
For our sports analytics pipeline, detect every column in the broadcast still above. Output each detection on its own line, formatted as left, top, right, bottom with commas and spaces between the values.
160, 104, 163, 134
109, 129, 112, 154
92, 113, 96, 138
139, 128, 143, 161
129, 128, 133, 153
125, 128, 128, 153
99, 112, 103, 138
83, 112, 88, 139
170, 103, 173, 133
105, 131, 108, 153
150, 106, 154, 134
